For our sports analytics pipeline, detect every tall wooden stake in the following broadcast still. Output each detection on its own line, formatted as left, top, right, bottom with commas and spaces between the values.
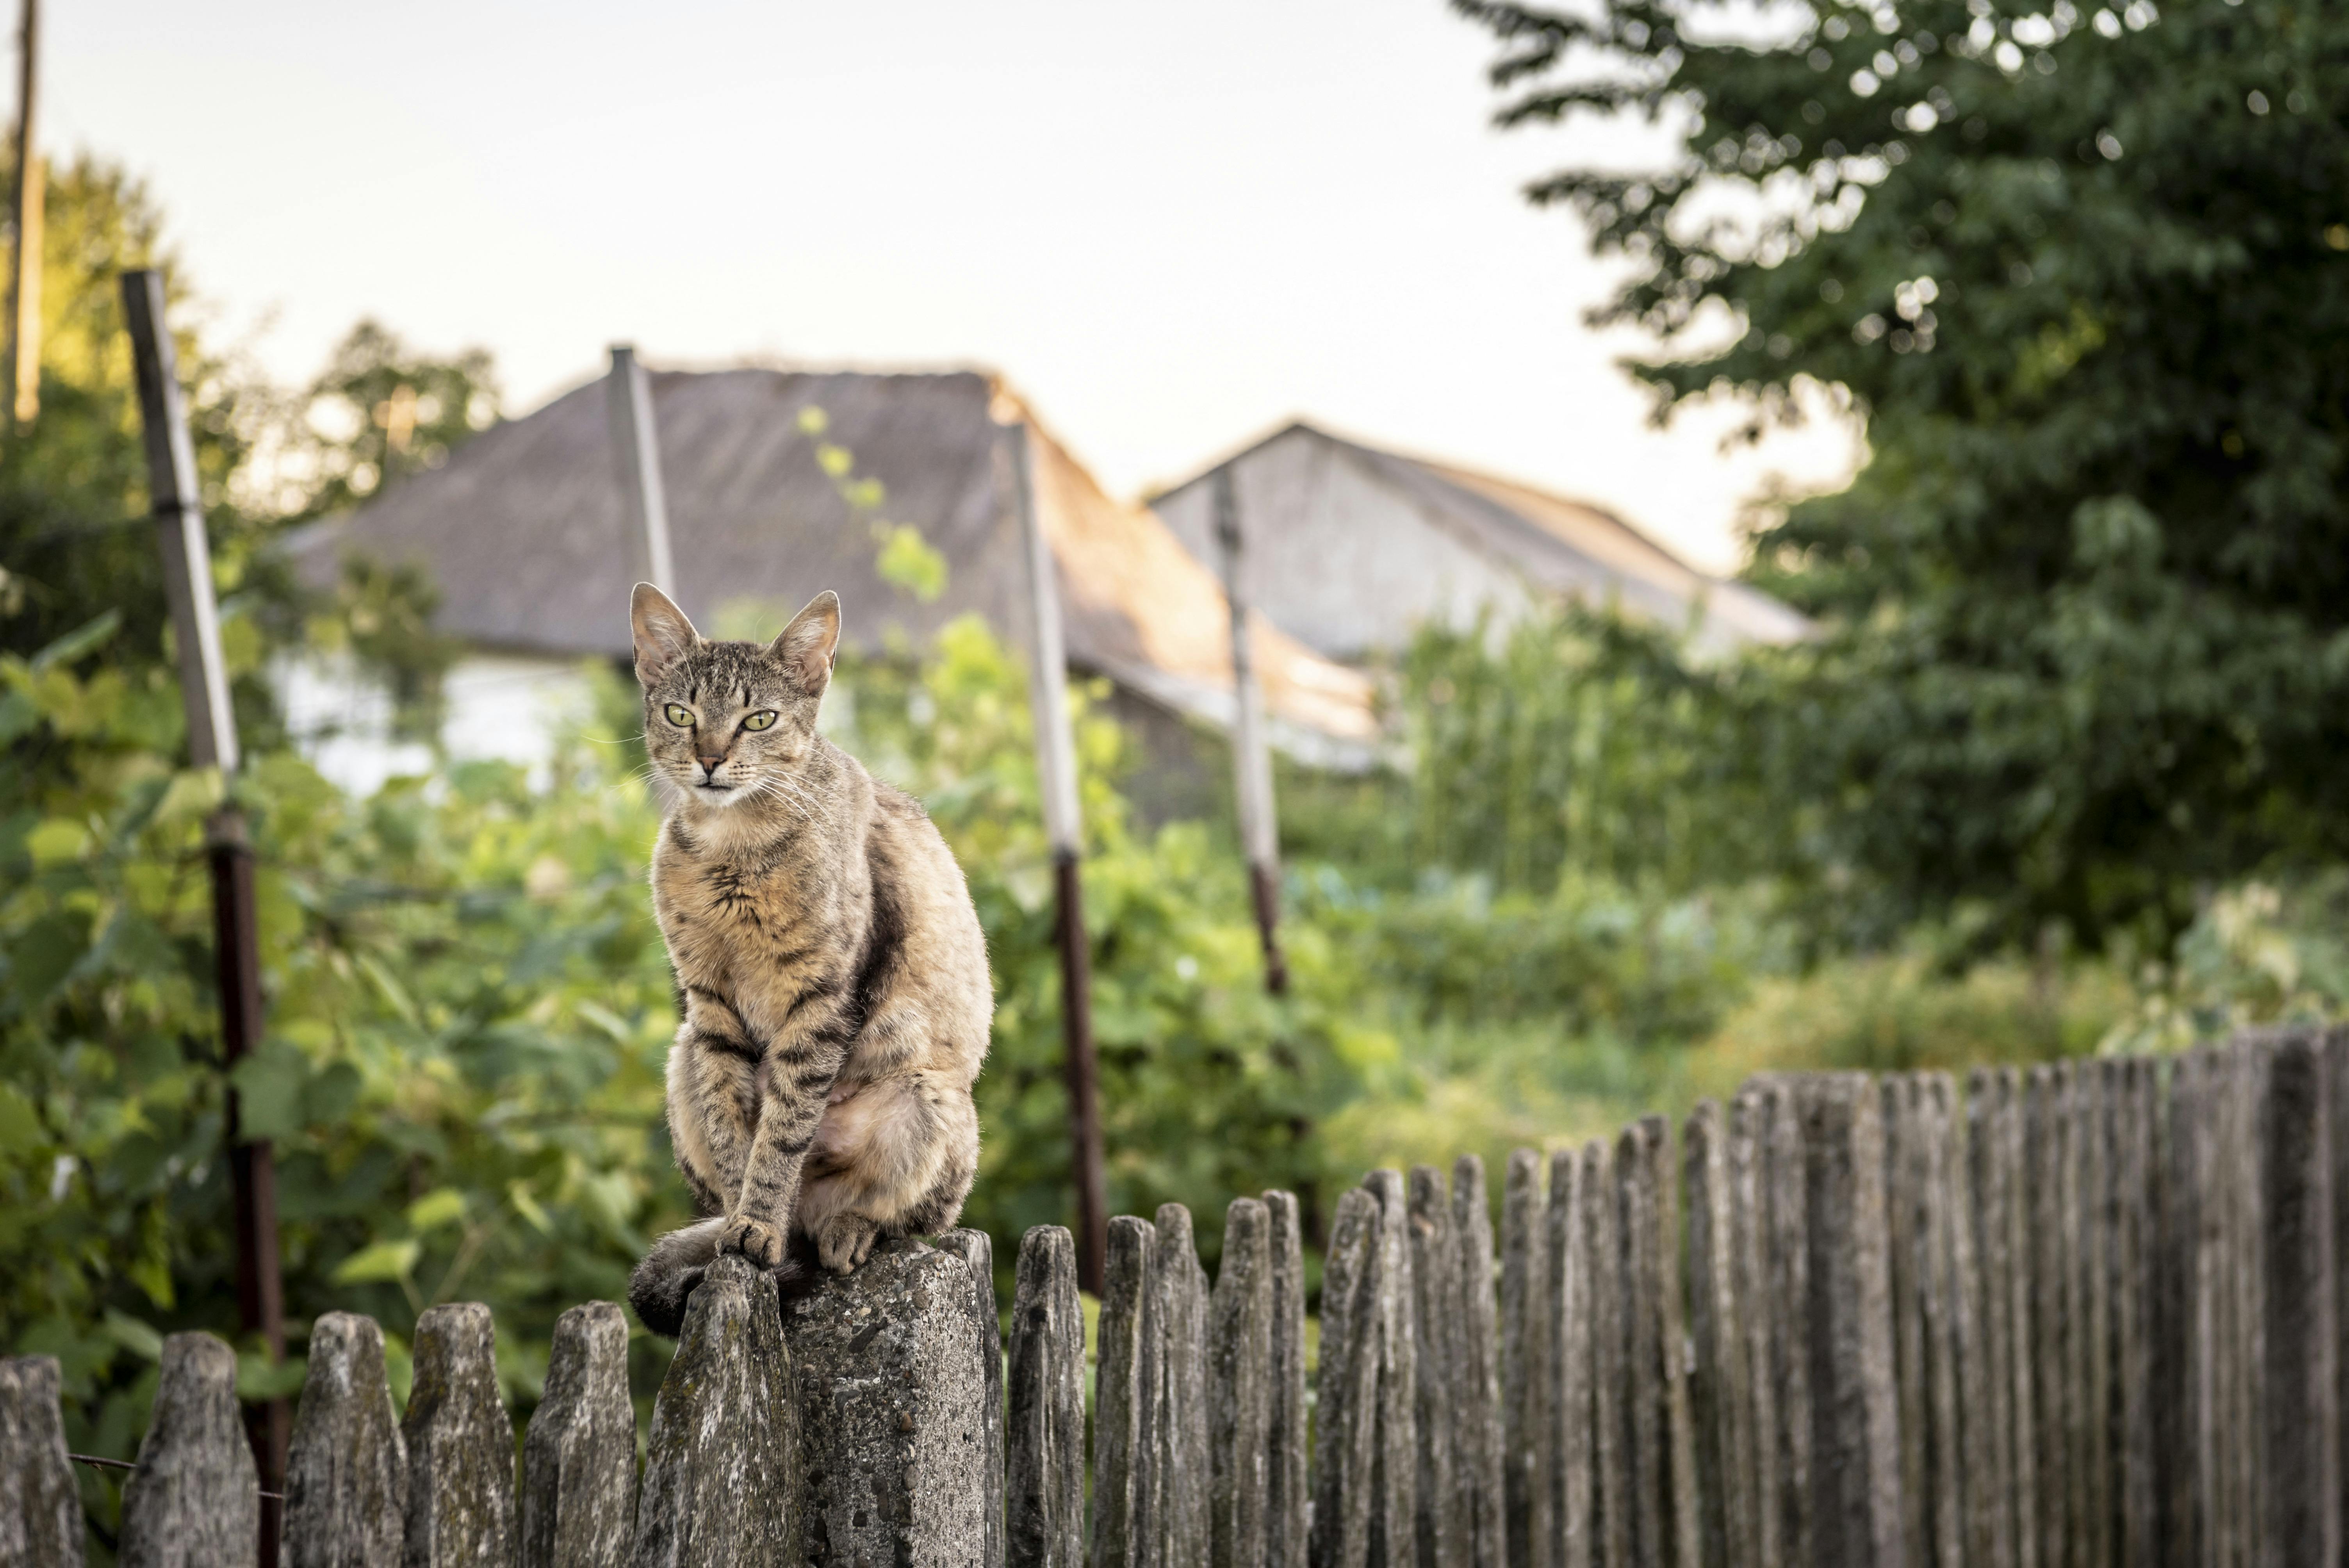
122, 269, 286, 1566
1214, 469, 1287, 994
6, 0, 39, 426
1002, 419, 1106, 1292
606, 344, 676, 595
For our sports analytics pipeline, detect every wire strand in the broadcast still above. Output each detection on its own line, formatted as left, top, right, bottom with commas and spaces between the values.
71, 1452, 284, 1502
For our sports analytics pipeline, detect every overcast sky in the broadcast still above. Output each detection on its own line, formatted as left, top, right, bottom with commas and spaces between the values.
51, 0, 1857, 573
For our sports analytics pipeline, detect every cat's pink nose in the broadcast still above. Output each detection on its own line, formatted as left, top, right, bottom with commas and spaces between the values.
697, 753, 726, 773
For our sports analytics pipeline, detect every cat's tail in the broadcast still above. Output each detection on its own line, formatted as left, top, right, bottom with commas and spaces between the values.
628, 1218, 811, 1336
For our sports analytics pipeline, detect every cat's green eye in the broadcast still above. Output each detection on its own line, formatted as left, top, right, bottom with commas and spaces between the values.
663, 703, 694, 728
742, 710, 778, 732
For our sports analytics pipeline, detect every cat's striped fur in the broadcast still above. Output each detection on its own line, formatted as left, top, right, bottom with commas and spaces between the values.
624, 585, 990, 1336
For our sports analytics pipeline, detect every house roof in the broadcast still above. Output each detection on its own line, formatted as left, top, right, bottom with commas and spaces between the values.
285, 367, 1376, 759
1149, 420, 1814, 656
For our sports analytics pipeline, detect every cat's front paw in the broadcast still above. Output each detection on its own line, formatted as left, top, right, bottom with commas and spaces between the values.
719, 1215, 786, 1267
816, 1213, 880, 1273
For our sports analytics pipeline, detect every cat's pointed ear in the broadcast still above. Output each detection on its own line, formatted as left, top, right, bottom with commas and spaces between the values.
631, 583, 699, 685
773, 590, 842, 696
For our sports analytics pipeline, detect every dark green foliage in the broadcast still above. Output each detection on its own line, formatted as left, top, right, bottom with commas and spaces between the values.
1398, 606, 1809, 898
1457, 0, 2349, 948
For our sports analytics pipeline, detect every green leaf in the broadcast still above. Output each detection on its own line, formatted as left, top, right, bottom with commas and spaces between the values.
405, 1188, 466, 1233
30, 609, 120, 672
572, 1000, 636, 1046
305, 1061, 362, 1126
356, 953, 420, 1027
25, 819, 90, 870
101, 1309, 164, 1362
228, 1040, 312, 1142
0, 1083, 40, 1147
506, 1182, 553, 1235
0, 688, 37, 745
331, 1238, 420, 1285
11, 912, 90, 1007
875, 524, 948, 604
237, 1351, 308, 1402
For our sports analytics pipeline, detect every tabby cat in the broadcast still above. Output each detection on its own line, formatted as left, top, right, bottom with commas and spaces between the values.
624, 584, 990, 1336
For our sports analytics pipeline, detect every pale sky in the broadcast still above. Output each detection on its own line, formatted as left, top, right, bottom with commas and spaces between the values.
51, 0, 1859, 574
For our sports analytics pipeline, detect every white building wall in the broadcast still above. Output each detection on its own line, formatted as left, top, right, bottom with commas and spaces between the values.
1152, 427, 1534, 663
276, 652, 600, 797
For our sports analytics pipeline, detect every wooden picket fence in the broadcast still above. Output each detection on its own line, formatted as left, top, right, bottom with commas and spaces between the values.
4, 1025, 2345, 1567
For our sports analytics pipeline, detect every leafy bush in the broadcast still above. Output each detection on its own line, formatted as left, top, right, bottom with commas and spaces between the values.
0, 601, 1385, 1543
1398, 606, 1805, 898
1680, 940, 2131, 1098
2095, 875, 2349, 1056
0, 621, 683, 1536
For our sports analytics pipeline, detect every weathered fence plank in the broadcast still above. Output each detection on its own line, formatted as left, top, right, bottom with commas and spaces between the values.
1454, 1156, 1507, 1568
1760, 1081, 1814, 1568
2, 1355, 84, 1568
402, 1302, 517, 1568
1581, 1140, 1629, 1568
1008, 1226, 1086, 1568
520, 1302, 634, 1568
1685, 1101, 1752, 1568
1881, 1079, 1928, 1566
1363, 1171, 1418, 1568
1973, 1066, 2033, 1568
1616, 1128, 1663, 1568
1264, 1191, 1310, 1568
2331, 1028, 2349, 1568
2073, 1062, 2112, 1568
783, 1238, 994, 1568
2203, 1046, 2256, 1568
118, 1331, 256, 1568
1210, 1199, 1273, 1568
1548, 1147, 1591, 1568
1960, 1070, 2011, 1568
628, 1254, 794, 1568
2023, 1065, 2070, 1568
1619, 1116, 1698, 1568
2151, 1053, 2194, 1568
1149, 1203, 1213, 1568
2105, 1060, 2157, 1568
1725, 1092, 1781, 1568
1916, 1074, 1969, 1568
2257, 1029, 2340, 1564
1501, 1149, 1552, 1568
1096, 1217, 1157, 1568
285, 1312, 408, 1568
1406, 1165, 1468, 1568
1881, 1073, 1968, 1568
1797, 1074, 1903, 1568
1311, 1187, 1384, 1568
935, 1228, 1007, 1568
2182, 1049, 2219, 1568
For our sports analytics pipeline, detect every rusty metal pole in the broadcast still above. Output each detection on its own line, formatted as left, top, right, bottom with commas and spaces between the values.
121, 269, 286, 1564
1213, 469, 1288, 994
1001, 418, 1106, 1292
5, 0, 38, 427
605, 344, 677, 597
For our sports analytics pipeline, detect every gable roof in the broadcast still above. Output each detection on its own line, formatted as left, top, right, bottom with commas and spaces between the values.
1148, 420, 1813, 657
285, 367, 1376, 759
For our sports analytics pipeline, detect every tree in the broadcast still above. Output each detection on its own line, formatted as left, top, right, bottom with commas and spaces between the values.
1455, 0, 2349, 951
283, 321, 500, 523
0, 155, 281, 677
